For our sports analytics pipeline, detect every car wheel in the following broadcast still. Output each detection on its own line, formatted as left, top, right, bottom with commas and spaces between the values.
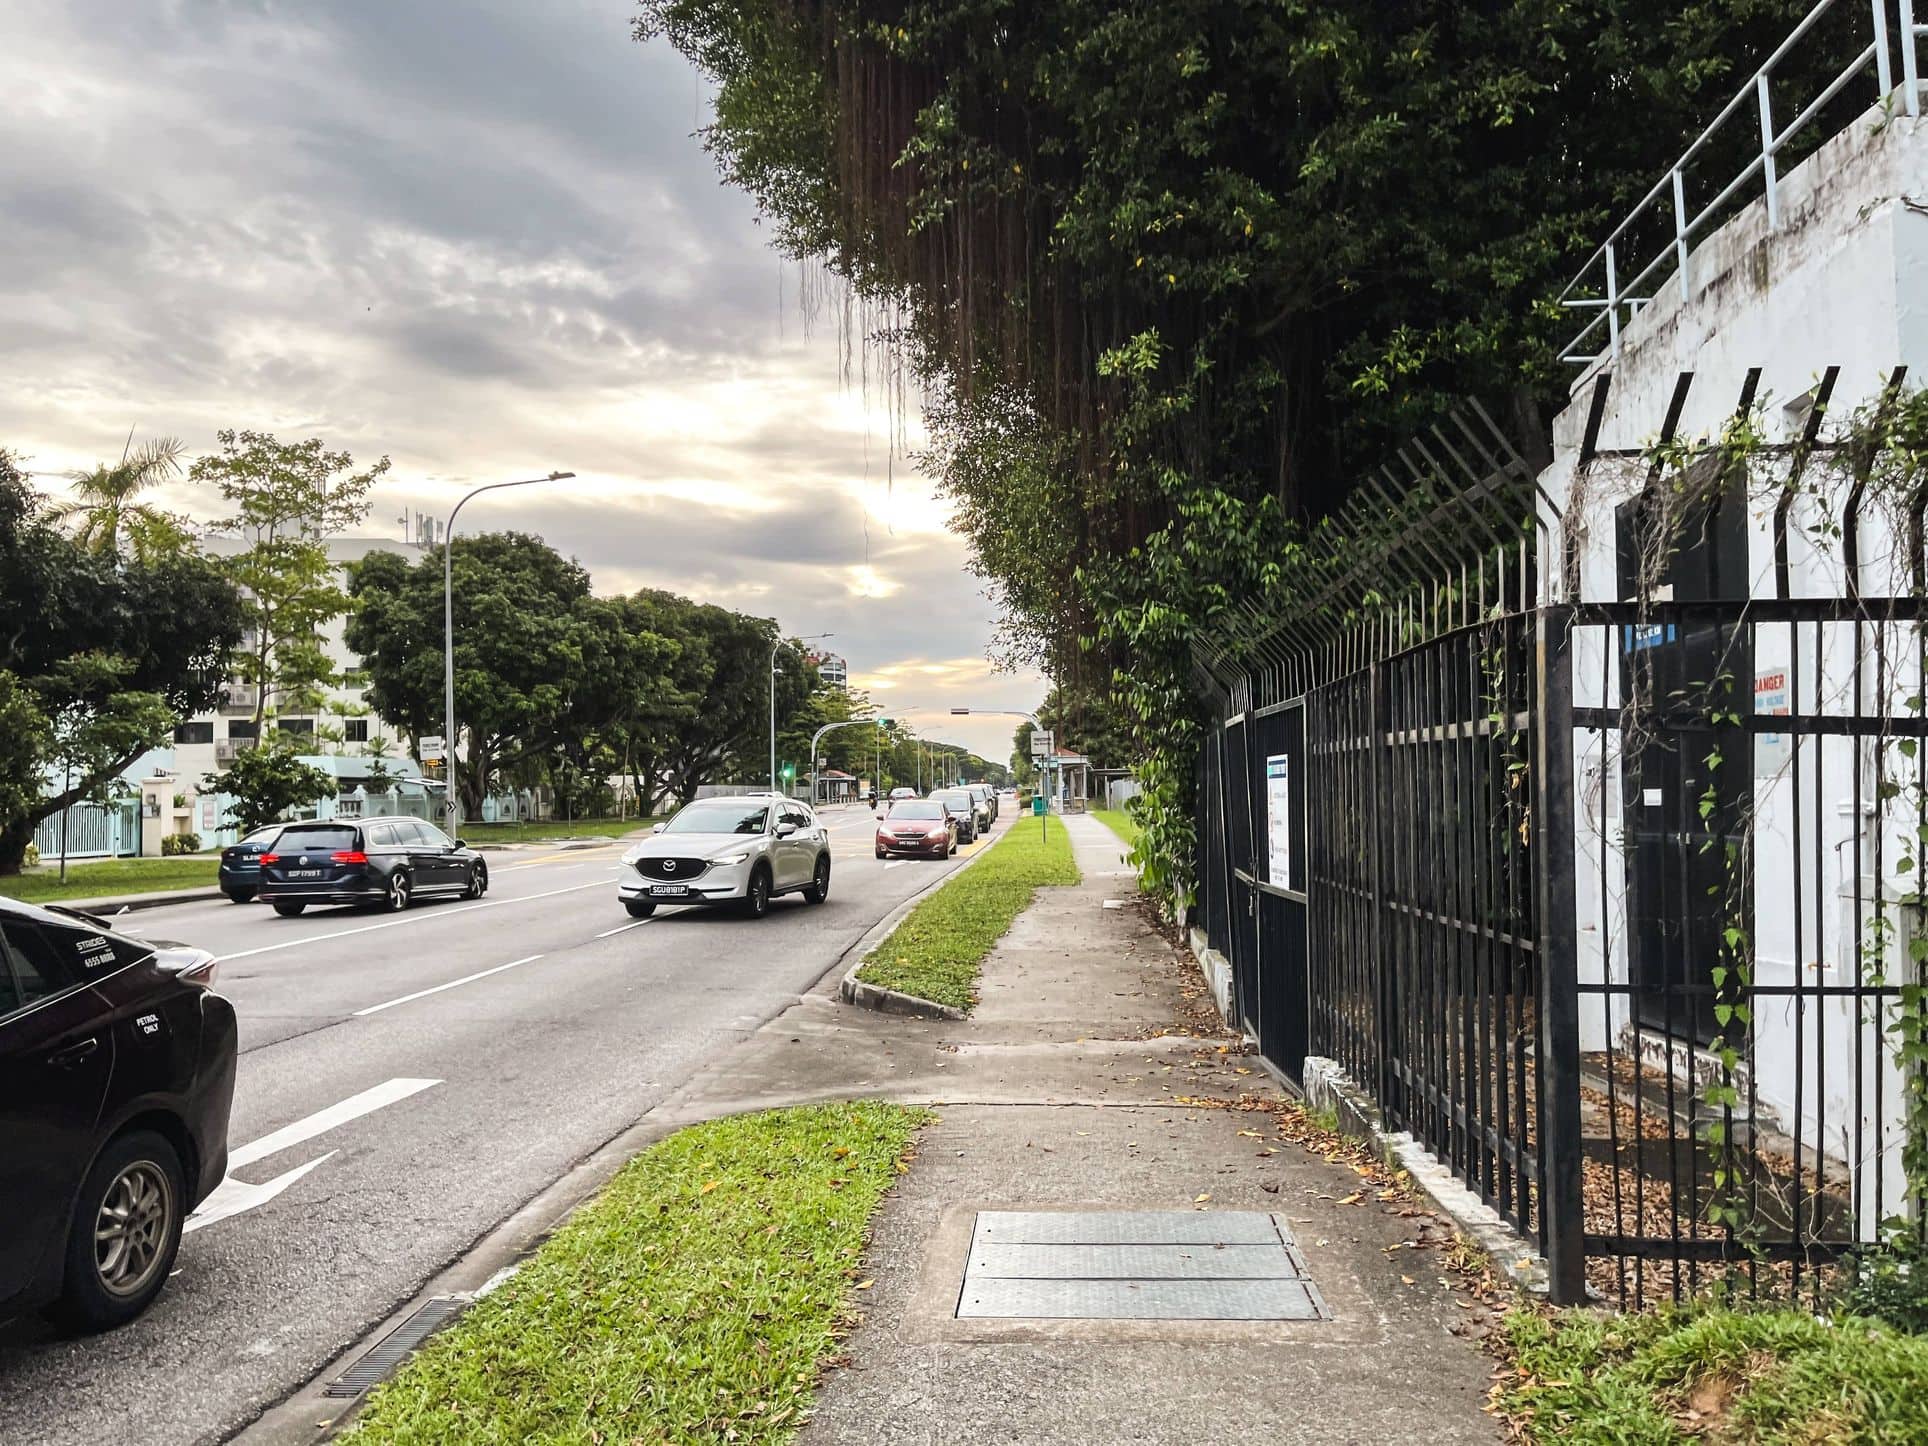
50, 1129, 184, 1333
224, 889, 253, 904
623, 899, 656, 918
741, 865, 771, 919
875, 846, 887, 859
272, 900, 306, 917
463, 862, 488, 900
803, 855, 830, 905
386, 871, 412, 912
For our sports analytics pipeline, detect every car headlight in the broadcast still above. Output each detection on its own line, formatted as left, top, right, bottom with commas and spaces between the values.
621, 846, 646, 864
709, 851, 750, 865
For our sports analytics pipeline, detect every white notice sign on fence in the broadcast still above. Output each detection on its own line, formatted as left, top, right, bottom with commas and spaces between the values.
1266, 753, 1291, 887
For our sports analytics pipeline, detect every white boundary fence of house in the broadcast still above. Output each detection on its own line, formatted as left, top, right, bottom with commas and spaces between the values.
1561, 0, 1923, 366
32, 799, 141, 860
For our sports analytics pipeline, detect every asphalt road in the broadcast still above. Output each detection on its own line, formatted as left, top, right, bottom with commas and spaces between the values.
0, 805, 1000, 1446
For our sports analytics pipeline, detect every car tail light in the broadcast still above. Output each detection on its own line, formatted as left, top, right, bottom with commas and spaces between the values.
331, 850, 369, 865
179, 956, 219, 986
259, 853, 280, 865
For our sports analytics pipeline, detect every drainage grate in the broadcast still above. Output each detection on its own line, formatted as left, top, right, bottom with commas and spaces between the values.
321, 1296, 468, 1398
958, 1211, 1329, 1321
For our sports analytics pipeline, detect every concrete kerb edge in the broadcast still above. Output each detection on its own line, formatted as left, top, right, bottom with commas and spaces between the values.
836, 822, 1021, 1020
47, 886, 227, 915
1300, 1055, 1552, 1298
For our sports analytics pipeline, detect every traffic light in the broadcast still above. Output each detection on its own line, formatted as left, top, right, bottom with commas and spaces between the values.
782, 763, 795, 781
878, 717, 893, 729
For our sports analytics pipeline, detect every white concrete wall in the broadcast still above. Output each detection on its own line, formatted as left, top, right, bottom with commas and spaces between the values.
1545, 95, 1927, 1230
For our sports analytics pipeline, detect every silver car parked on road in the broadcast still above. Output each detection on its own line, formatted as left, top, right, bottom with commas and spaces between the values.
618, 795, 830, 920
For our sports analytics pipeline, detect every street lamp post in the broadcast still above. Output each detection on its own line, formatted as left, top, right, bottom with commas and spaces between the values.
770, 632, 833, 792
444, 471, 574, 837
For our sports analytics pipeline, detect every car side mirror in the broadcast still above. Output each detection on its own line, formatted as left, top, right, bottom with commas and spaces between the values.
651, 822, 666, 834
875, 810, 887, 820
454, 838, 468, 849
775, 820, 798, 837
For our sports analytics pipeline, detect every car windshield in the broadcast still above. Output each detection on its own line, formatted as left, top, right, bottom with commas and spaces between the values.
242, 826, 281, 845
274, 826, 357, 851
889, 802, 944, 820
663, 801, 768, 835
937, 792, 974, 809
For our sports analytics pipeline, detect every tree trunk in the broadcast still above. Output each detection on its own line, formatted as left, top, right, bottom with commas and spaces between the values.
459, 729, 488, 820
0, 813, 38, 876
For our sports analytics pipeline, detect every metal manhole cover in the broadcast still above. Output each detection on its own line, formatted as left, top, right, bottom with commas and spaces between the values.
957, 1211, 1329, 1321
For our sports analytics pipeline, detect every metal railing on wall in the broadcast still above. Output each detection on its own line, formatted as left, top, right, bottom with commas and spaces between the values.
1560, 0, 1921, 367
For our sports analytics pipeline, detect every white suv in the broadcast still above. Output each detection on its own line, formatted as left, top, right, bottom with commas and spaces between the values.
619, 795, 829, 920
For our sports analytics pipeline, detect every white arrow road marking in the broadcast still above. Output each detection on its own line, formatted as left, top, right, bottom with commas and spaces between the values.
354, 956, 543, 1016
229, 1077, 443, 1171
185, 1076, 443, 1233
884, 860, 909, 870
214, 879, 608, 963
185, 1152, 336, 1234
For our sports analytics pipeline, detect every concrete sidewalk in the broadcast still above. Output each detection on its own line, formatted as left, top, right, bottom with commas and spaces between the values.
668, 812, 1501, 1444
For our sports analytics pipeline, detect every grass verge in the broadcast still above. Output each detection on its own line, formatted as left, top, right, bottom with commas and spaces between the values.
458, 817, 655, 844
1499, 1305, 1928, 1443
854, 815, 1079, 1011
1091, 807, 1140, 852
0, 857, 219, 904
347, 1102, 928, 1445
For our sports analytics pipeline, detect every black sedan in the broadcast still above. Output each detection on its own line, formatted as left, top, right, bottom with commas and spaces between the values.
217, 824, 284, 903
257, 816, 487, 916
0, 897, 236, 1331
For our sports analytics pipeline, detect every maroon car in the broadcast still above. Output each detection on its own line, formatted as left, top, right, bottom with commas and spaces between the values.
875, 799, 958, 859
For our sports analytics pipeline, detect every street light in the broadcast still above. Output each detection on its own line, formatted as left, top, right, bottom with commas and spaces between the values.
443, 471, 574, 836
771, 632, 833, 791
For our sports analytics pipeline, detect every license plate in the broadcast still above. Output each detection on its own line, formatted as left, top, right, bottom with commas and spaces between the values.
288, 869, 324, 879
649, 884, 689, 897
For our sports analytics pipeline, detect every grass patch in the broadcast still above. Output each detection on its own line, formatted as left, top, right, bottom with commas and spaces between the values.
854, 815, 1079, 1011
1499, 1305, 1928, 1443
0, 856, 219, 904
1092, 807, 1141, 853
458, 817, 655, 844
347, 1102, 927, 1445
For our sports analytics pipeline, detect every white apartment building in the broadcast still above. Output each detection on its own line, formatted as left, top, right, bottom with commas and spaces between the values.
164, 534, 425, 786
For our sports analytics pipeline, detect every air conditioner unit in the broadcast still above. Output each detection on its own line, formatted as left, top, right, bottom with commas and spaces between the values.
221, 684, 258, 714
215, 740, 240, 763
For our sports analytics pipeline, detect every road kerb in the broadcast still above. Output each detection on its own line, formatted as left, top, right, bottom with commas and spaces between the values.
27, 885, 228, 915
836, 822, 1015, 1018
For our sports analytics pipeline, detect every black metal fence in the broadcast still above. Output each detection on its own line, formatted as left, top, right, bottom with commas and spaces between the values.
1193, 378, 1928, 1307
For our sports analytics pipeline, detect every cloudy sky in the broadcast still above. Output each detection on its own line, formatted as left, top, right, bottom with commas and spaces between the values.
0, 0, 1043, 762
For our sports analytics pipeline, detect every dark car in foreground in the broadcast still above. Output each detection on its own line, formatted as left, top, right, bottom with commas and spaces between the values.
0, 897, 236, 1332
257, 817, 487, 916
217, 824, 284, 903
875, 799, 959, 859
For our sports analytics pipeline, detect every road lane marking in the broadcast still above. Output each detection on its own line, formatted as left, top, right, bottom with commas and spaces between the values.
227, 1077, 443, 1170
213, 879, 609, 962
186, 1152, 337, 1233
354, 955, 544, 1016
885, 859, 909, 870
594, 918, 654, 938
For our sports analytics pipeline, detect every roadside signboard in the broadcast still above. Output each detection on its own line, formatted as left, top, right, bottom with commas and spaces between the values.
419, 735, 446, 764
1030, 729, 1054, 758
1265, 753, 1291, 885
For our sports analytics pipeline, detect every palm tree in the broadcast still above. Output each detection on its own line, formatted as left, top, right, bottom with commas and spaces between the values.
57, 432, 187, 558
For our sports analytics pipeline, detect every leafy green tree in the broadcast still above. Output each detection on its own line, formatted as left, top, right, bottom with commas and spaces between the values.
346, 532, 635, 821
55, 434, 194, 561
637, 0, 1825, 902
202, 738, 335, 833
193, 430, 391, 725
0, 671, 51, 849
0, 452, 243, 873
